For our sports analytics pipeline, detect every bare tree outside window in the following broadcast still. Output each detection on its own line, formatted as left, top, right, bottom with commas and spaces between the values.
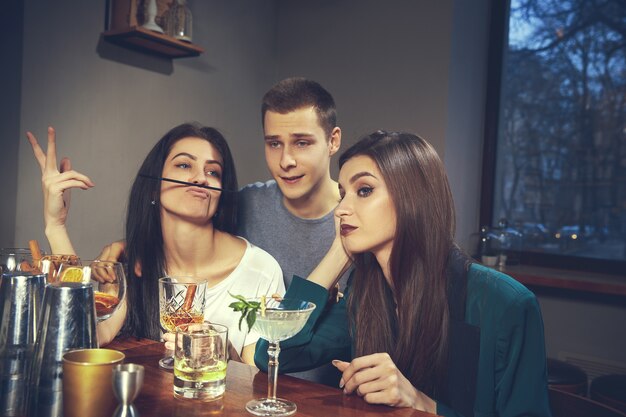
492, 0, 626, 265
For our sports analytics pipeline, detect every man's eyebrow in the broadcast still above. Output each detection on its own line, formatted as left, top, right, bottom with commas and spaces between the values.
291, 133, 316, 139
264, 133, 316, 140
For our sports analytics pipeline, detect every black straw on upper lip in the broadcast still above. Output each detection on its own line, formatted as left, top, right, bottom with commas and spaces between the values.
138, 174, 232, 192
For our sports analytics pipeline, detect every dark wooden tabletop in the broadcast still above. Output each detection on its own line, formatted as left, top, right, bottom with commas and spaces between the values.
108, 337, 438, 417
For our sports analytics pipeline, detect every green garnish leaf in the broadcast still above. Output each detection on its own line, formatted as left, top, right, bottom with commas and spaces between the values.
229, 292, 263, 333
238, 311, 246, 331
229, 300, 246, 311
230, 293, 248, 303
246, 310, 257, 331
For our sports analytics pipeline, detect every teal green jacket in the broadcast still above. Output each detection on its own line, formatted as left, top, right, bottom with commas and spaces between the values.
255, 255, 552, 417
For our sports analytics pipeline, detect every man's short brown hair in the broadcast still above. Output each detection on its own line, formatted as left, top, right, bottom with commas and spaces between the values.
261, 77, 337, 138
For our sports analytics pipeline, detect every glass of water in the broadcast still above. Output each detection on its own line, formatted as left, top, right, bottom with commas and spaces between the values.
174, 322, 228, 401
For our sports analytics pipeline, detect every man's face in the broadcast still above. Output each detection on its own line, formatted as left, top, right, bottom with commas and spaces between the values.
263, 107, 340, 204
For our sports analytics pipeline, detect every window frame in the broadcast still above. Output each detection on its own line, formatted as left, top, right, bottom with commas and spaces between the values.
480, 0, 625, 276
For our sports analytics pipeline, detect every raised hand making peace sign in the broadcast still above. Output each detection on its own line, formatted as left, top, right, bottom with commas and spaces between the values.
26, 127, 94, 254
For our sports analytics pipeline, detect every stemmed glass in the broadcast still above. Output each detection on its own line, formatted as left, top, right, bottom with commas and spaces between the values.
158, 277, 207, 370
246, 298, 316, 417
57, 260, 126, 321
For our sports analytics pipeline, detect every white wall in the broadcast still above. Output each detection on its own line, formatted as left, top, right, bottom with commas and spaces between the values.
13, 0, 277, 258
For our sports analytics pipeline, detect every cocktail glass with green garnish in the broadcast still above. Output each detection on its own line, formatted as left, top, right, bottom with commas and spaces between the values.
242, 298, 315, 417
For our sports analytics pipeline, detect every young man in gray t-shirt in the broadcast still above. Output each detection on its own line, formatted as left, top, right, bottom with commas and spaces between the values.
237, 77, 348, 386
237, 77, 346, 290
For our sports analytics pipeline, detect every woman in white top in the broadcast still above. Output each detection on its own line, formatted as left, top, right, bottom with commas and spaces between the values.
27, 123, 284, 364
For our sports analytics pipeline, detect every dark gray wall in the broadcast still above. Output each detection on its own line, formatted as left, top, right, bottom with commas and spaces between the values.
445, 0, 490, 252
274, 0, 452, 172
0, 0, 24, 247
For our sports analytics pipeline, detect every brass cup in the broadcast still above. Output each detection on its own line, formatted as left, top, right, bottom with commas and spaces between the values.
62, 348, 125, 417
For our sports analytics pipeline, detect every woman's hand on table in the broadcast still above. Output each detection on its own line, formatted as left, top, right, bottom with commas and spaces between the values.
332, 353, 436, 412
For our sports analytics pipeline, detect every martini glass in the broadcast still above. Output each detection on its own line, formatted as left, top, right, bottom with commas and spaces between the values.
246, 298, 316, 417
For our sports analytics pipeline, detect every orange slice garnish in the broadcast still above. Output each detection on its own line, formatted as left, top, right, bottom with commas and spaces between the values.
59, 266, 84, 282
94, 292, 119, 308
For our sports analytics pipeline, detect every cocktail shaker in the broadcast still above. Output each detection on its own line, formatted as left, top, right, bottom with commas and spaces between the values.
0, 271, 46, 416
27, 282, 98, 417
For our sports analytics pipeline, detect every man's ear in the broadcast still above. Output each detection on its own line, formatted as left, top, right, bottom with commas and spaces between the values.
329, 127, 341, 156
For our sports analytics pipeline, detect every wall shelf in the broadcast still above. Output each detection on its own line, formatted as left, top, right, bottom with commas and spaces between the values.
102, 26, 204, 59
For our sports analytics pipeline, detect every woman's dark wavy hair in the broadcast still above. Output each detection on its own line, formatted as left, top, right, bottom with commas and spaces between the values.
124, 123, 238, 339
340, 130, 455, 397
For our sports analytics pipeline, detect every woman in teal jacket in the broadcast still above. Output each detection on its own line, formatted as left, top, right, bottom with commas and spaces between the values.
255, 131, 552, 417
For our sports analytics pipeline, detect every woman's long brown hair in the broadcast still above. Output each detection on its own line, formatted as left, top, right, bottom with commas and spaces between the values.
339, 131, 455, 396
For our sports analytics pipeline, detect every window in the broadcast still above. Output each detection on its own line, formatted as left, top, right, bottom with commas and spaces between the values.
482, 0, 626, 274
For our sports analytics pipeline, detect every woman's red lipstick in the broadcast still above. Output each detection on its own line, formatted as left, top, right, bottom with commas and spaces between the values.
340, 224, 356, 236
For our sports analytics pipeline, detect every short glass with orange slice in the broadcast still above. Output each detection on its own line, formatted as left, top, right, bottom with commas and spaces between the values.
57, 260, 126, 321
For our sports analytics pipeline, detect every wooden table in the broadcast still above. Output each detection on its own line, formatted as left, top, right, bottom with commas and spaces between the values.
109, 337, 437, 417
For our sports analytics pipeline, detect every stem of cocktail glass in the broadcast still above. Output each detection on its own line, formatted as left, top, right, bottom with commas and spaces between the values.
267, 340, 281, 401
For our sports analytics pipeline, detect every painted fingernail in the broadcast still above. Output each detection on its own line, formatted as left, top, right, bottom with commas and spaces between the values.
339, 379, 344, 389
331, 360, 339, 366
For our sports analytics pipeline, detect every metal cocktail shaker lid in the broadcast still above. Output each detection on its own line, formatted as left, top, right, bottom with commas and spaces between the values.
28, 281, 98, 417
0, 272, 46, 347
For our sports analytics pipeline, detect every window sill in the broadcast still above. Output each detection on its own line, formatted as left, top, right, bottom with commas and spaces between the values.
498, 264, 626, 297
